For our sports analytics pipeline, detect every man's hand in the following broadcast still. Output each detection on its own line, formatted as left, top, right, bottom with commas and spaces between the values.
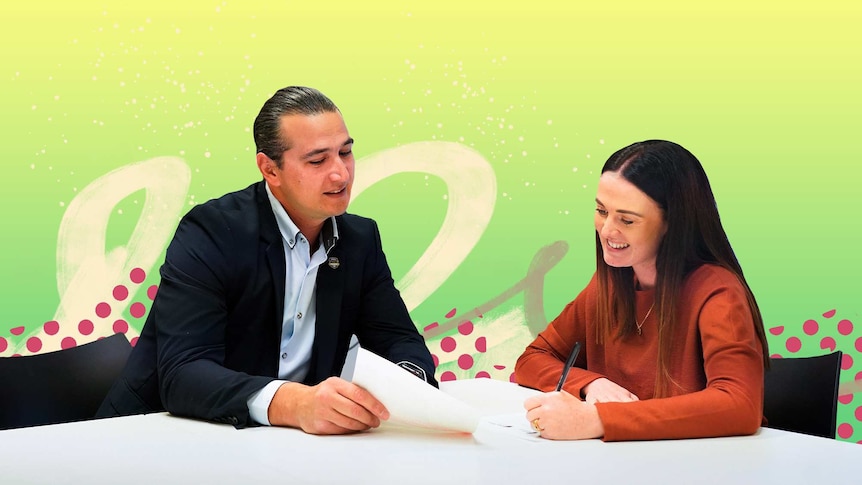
267, 377, 390, 434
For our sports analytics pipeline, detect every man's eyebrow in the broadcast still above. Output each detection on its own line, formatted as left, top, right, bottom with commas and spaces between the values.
595, 198, 643, 217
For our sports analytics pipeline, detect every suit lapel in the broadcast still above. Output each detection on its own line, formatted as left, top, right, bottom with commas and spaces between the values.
256, 183, 286, 336
310, 225, 344, 383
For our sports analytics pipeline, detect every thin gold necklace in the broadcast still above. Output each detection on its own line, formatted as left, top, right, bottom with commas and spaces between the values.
636, 303, 655, 336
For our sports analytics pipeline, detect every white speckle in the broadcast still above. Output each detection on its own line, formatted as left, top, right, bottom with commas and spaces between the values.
117, 209, 124, 215
599, 139, 604, 144
59, 201, 65, 207
522, 151, 527, 156
524, 182, 529, 187
204, 151, 211, 158
502, 192, 508, 197
572, 167, 578, 172
547, 120, 553, 125
31, 105, 37, 110
442, 194, 448, 200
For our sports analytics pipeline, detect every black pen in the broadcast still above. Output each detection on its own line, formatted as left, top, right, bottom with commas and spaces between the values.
554, 341, 581, 392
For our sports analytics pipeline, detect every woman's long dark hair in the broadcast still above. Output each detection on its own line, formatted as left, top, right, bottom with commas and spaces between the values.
594, 140, 768, 397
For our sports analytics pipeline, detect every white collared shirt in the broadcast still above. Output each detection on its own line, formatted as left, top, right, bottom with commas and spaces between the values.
247, 184, 338, 425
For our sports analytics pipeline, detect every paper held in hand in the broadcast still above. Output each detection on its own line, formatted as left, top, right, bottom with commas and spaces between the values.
341, 343, 481, 434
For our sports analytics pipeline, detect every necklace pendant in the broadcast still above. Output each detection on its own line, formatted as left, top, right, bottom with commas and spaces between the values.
637, 327, 642, 336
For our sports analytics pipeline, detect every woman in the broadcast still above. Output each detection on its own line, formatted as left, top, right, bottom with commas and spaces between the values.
514, 140, 768, 441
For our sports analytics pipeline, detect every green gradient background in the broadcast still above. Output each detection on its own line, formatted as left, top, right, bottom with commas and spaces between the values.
2, 1, 860, 442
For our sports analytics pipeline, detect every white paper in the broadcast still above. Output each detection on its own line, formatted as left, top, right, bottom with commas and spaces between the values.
341, 344, 481, 433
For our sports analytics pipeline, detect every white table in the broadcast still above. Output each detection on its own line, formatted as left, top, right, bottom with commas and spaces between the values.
1, 378, 859, 484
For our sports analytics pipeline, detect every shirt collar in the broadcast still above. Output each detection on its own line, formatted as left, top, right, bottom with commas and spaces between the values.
265, 183, 339, 252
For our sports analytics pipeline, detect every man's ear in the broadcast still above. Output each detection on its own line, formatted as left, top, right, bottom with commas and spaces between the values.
257, 152, 279, 184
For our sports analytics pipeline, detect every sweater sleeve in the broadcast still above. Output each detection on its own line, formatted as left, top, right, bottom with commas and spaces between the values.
596, 268, 764, 441
515, 276, 605, 397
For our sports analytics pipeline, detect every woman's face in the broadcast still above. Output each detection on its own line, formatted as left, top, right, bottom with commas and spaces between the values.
594, 171, 668, 288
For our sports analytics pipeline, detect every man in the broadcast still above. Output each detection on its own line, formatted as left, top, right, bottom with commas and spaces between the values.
97, 86, 437, 434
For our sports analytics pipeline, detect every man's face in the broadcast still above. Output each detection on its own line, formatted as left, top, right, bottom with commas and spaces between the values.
259, 111, 355, 231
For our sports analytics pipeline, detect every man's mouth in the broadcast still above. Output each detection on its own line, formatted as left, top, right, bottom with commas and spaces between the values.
325, 186, 347, 195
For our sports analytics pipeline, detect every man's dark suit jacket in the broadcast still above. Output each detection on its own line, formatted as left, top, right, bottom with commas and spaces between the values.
97, 181, 437, 428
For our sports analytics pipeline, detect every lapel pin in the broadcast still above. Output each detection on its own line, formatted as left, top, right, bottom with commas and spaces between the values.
328, 257, 340, 269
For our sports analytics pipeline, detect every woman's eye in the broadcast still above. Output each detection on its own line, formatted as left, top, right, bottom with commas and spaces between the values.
621, 218, 634, 225
595, 208, 607, 216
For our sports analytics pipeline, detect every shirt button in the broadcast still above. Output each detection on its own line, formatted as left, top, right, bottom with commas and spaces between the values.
281, 352, 288, 359
296, 312, 302, 319
289, 239, 294, 245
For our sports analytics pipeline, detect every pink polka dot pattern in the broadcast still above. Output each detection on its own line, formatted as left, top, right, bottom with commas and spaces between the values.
509, 373, 516, 383
26, 337, 42, 353
95, 302, 112, 318
10, 326, 24, 336
856, 406, 862, 422
841, 354, 854, 371
130, 302, 147, 319
440, 371, 457, 382
61, 337, 76, 350
768, 326, 784, 336
475, 371, 491, 379
44, 320, 60, 335
422, 309, 506, 382
440, 336, 457, 352
802, 320, 818, 336
147, 285, 159, 300
130, 337, 139, 347
113, 285, 129, 301
0, 337, 7, 353
475, 337, 487, 353
78, 319, 94, 336
820, 337, 836, 352
838, 319, 854, 336
785, 337, 802, 353
857, 337, 862, 353
113, 319, 129, 334
839, 395, 853, 405
823, 309, 837, 318
838, 423, 853, 440
130, 267, 147, 284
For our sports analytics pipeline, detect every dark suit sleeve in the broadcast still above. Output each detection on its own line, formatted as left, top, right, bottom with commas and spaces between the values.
353, 220, 438, 387
153, 206, 272, 428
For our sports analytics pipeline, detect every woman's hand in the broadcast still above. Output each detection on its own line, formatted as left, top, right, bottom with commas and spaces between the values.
524, 390, 604, 440
582, 377, 639, 404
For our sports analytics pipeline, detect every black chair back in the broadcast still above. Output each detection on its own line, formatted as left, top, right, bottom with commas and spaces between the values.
0, 333, 132, 430
763, 351, 842, 439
